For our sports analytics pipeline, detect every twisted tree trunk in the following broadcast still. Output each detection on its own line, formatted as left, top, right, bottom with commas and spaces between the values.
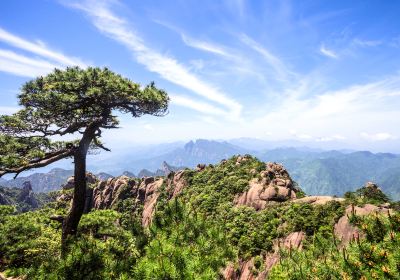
61, 124, 98, 254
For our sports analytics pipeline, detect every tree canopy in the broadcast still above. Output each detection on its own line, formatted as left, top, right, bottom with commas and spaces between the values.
0, 67, 169, 177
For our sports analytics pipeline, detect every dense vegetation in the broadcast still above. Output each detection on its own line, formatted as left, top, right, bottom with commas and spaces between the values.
0, 156, 399, 279
270, 209, 400, 279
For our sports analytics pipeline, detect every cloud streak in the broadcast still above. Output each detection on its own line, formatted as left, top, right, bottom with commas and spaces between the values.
239, 34, 293, 80
181, 34, 232, 58
70, 0, 242, 119
170, 94, 228, 116
320, 44, 338, 59
0, 27, 87, 77
352, 38, 382, 47
0, 27, 86, 67
0, 49, 58, 77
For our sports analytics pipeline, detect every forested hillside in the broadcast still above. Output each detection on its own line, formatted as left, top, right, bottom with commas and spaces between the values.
1, 156, 399, 279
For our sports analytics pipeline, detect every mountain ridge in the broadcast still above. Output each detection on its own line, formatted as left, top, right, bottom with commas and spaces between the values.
2, 139, 400, 199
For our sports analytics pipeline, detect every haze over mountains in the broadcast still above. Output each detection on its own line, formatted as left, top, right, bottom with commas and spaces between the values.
1, 138, 399, 199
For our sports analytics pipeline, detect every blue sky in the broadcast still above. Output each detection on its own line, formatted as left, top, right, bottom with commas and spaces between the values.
1, 0, 400, 151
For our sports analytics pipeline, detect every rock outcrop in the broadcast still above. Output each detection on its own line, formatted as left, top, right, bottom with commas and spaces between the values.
223, 231, 305, 280
294, 196, 345, 205
62, 173, 97, 190
0, 182, 46, 211
334, 203, 391, 245
160, 161, 179, 176
60, 170, 190, 227
140, 178, 165, 227
0, 192, 11, 205
0, 272, 22, 280
92, 176, 135, 209
18, 181, 38, 208
96, 172, 114, 181
235, 162, 298, 210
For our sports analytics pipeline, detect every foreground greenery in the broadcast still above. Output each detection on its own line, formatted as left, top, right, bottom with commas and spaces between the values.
0, 156, 399, 279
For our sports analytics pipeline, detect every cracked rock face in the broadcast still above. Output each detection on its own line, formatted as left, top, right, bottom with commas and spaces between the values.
141, 170, 188, 226
57, 170, 189, 227
235, 162, 298, 210
92, 176, 136, 209
89, 170, 188, 227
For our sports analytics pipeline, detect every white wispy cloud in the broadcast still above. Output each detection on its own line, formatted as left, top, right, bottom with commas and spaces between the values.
69, 0, 242, 119
320, 44, 338, 59
352, 38, 382, 47
189, 59, 205, 71
0, 27, 86, 67
153, 19, 234, 60
289, 129, 313, 140
0, 49, 59, 77
288, 130, 347, 142
153, 19, 268, 83
253, 75, 400, 140
239, 34, 293, 80
181, 34, 232, 58
360, 132, 397, 141
316, 135, 346, 142
170, 94, 227, 116
0, 27, 87, 77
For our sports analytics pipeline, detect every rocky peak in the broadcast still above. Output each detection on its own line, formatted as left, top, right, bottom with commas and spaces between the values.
183, 140, 195, 151
137, 169, 155, 178
365, 181, 379, 190
96, 172, 114, 181
18, 181, 38, 208
72, 169, 189, 227
122, 171, 135, 177
161, 161, 174, 176
0, 192, 10, 205
235, 162, 298, 210
19, 181, 33, 199
62, 172, 98, 190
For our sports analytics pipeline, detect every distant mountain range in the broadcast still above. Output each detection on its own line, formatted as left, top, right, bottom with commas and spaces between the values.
0, 161, 183, 193
1, 139, 399, 199
121, 139, 245, 173
0, 168, 73, 193
258, 149, 400, 200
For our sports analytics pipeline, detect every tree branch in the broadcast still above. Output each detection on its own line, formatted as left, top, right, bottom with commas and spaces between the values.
0, 148, 74, 179
93, 137, 111, 152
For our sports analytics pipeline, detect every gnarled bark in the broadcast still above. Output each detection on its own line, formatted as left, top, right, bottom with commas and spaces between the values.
61, 124, 97, 254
